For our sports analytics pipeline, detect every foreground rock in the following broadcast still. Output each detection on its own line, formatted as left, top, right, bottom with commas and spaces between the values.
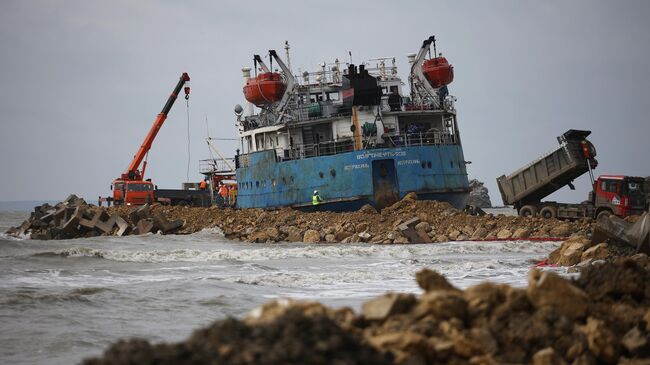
84, 256, 650, 364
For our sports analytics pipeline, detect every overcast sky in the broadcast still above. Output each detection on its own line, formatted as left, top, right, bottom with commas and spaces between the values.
0, 0, 648, 204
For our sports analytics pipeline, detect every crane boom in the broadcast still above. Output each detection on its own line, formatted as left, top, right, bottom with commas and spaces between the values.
122, 72, 190, 180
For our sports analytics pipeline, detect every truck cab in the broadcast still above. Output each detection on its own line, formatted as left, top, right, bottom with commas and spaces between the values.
594, 175, 647, 218
112, 179, 154, 206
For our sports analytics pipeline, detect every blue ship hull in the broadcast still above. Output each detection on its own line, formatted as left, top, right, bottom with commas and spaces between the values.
235, 144, 470, 211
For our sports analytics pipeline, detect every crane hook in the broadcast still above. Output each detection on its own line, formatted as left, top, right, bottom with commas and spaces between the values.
184, 82, 191, 100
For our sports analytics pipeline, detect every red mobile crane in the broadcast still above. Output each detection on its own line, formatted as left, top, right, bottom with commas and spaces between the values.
111, 73, 190, 205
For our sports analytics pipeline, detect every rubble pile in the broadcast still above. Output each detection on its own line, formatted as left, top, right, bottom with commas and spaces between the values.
84, 257, 650, 364
548, 212, 650, 267
143, 192, 590, 243
5, 195, 183, 240
466, 179, 493, 208
8, 193, 591, 243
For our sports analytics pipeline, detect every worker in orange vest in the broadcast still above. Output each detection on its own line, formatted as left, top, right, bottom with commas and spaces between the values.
199, 178, 208, 190
219, 184, 228, 206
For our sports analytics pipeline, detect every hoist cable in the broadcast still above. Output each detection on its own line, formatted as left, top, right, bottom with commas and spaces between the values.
186, 99, 191, 182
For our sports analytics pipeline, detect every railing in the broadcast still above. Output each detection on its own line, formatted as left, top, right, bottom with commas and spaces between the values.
199, 158, 236, 174
242, 94, 457, 131
237, 130, 457, 164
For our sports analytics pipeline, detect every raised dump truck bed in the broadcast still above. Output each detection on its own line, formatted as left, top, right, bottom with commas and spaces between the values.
497, 130, 646, 219
497, 130, 598, 214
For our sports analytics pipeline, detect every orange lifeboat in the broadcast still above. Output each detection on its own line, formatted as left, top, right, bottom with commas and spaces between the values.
421, 57, 454, 88
243, 72, 286, 105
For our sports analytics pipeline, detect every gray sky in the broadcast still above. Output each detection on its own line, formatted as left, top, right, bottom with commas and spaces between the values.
0, 0, 649, 204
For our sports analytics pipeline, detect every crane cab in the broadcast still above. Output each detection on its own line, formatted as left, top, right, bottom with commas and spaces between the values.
112, 179, 154, 206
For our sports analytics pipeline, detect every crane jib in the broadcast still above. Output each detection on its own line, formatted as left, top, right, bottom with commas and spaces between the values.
123, 73, 190, 179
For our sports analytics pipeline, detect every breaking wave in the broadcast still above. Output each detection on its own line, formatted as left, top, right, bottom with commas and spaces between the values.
1, 287, 112, 306
34, 241, 559, 264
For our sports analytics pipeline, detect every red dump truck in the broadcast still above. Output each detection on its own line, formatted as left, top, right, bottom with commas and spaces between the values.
496, 130, 646, 220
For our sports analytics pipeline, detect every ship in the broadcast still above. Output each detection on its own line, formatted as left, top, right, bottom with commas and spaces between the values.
219, 36, 470, 211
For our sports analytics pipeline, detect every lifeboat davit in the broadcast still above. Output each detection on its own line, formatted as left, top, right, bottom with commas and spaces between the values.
243, 72, 286, 105
421, 57, 454, 88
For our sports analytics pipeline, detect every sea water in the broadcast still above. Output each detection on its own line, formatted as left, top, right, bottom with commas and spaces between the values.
0, 208, 560, 365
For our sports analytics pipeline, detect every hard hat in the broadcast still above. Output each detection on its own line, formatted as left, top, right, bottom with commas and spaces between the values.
313, 190, 318, 194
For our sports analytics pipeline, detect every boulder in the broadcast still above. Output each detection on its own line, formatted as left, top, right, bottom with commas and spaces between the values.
265, 227, 281, 241
393, 236, 409, 244
558, 242, 587, 266
550, 223, 572, 237
361, 293, 416, 321
435, 234, 449, 243
512, 228, 531, 239
248, 230, 270, 243
358, 232, 372, 242
355, 223, 369, 233
496, 229, 512, 240
335, 231, 352, 241
287, 227, 303, 242
416, 269, 459, 292
358, 204, 378, 214
448, 230, 461, 240
412, 290, 467, 320
366, 332, 428, 365
622, 326, 647, 353
470, 227, 488, 240
414, 221, 431, 233
452, 327, 497, 358
464, 282, 506, 318
580, 317, 620, 363
581, 242, 610, 262
303, 229, 321, 243
532, 347, 567, 365
527, 269, 588, 319
324, 234, 336, 243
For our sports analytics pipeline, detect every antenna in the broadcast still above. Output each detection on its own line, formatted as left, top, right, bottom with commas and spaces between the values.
284, 40, 292, 73
349, 51, 352, 64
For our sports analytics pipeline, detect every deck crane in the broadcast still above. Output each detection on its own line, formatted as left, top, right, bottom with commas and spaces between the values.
111, 73, 191, 205
409, 36, 444, 108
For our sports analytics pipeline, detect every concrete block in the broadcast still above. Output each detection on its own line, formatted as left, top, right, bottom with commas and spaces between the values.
152, 211, 182, 233
79, 209, 109, 230
114, 216, 132, 236
16, 220, 31, 236
31, 229, 52, 240
40, 211, 56, 224
95, 215, 117, 234
593, 212, 650, 253
129, 204, 152, 225
133, 219, 154, 235
398, 217, 425, 243
29, 219, 49, 230
63, 194, 86, 207
61, 215, 80, 236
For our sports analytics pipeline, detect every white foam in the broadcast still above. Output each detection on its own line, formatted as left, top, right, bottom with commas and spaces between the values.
50, 241, 559, 264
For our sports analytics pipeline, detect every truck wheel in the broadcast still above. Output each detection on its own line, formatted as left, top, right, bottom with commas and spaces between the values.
596, 210, 611, 221
539, 206, 557, 219
519, 205, 538, 217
